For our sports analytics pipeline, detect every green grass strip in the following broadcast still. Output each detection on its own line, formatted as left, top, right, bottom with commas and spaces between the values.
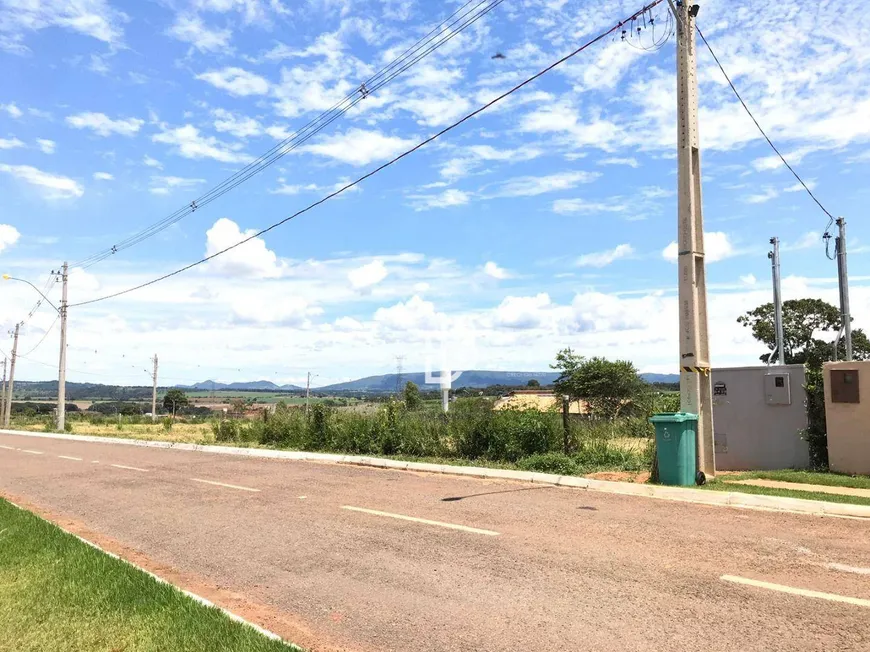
701, 481, 870, 507
724, 469, 870, 491
0, 499, 296, 652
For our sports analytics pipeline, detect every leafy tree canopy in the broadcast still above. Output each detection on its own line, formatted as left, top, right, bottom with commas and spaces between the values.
737, 298, 869, 367
551, 349, 647, 418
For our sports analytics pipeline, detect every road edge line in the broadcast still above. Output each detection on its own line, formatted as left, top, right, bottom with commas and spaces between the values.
2, 497, 296, 648
3, 428, 870, 520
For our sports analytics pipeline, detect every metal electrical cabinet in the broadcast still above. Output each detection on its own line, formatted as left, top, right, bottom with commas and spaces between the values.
711, 365, 809, 471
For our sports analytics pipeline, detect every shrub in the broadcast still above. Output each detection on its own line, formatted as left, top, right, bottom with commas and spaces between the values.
162, 416, 173, 432
517, 452, 577, 475
212, 419, 240, 443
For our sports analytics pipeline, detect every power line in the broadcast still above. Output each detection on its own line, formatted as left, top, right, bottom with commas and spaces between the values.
696, 25, 836, 223
71, 0, 664, 308
71, 0, 507, 270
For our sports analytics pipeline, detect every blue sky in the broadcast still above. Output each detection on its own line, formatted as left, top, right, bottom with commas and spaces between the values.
1, 0, 868, 387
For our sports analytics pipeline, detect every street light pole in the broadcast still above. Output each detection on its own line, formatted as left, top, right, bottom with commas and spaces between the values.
151, 354, 159, 422
57, 263, 69, 432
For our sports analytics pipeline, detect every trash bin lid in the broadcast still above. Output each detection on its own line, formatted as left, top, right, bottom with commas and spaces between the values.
648, 412, 698, 423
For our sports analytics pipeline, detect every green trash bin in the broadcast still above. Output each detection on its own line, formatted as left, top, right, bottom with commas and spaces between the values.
649, 412, 698, 486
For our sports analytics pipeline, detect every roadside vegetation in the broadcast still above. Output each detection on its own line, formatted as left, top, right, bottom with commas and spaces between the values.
700, 480, 870, 507
0, 499, 295, 652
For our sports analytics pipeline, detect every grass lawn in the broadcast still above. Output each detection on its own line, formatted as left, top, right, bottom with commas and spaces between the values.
722, 469, 870, 491
0, 499, 296, 652
700, 480, 870, 507
12, 421, 215, 444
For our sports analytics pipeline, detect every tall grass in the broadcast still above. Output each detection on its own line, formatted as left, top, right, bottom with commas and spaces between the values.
209, 398, 654, 475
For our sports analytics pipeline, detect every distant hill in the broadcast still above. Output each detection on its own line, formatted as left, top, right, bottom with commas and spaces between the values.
317, 370, 679, 392
641, 373, 680, 384
318, 370, 562, 392
176, 380, 303, 391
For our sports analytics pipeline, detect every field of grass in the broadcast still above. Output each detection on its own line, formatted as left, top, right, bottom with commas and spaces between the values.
12, 420, 215, 444
0, 499, 295, 652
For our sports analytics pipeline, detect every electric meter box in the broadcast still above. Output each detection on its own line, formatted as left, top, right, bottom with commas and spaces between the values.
764, 372, 792, 405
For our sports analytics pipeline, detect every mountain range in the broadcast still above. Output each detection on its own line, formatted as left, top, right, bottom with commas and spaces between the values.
174, 371, 679, 393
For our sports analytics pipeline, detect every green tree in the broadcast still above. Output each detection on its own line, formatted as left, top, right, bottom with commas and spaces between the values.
552, 350, 647, 419
737, 298, 870, 366
402, 381, 422, 411
526, 379, 541, 388
162, 389, 189, 419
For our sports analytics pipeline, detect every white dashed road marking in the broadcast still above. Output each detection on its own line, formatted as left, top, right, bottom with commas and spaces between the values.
341, 505, 500, 536
58, 455, 83, 461
721, 575, 870, 608
190, 478, 260, 493
110, 464, 148, 472
0, 445, 16, 450
21, 449, 44, 455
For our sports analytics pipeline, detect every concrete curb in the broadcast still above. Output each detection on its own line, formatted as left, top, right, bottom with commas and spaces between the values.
3, 498, 296, 648
3, 428, 869, 520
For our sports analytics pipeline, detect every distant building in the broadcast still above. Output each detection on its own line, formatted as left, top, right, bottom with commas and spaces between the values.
493, 390, 588, 414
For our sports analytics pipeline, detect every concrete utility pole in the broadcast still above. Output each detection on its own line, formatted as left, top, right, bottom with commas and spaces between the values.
151, 354, 159, 422
768, 238, 785, 365
57, 262, 69, 432
306, 372, 312, 416
672, 0, 715, 479
1, 357, 7, 426
4, 324, 19, 427
835, 218, 853, 361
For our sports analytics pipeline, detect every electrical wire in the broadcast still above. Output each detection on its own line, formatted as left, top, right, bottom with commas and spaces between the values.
71, 0, 507, 270
19, 316, 59, 358
70, 0, 665, 308
696, 26, 836, 224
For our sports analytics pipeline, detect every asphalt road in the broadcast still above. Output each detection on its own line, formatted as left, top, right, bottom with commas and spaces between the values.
1, 432, 869, 652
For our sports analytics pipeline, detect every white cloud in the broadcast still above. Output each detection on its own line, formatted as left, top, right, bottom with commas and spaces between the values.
212, 108, 262, 137
409, 188, 470, 211
93, 171, 113, 181
0, 136, 24, 149
205, 218, 284, 278
491, 171, 599, 198
552, 198, 626, 215
348, 260, 388, 290
576, 244, 634, 268
0, 163, 83, 199
745, 187, 779, 204
374, 295, 439, 331
36, 138, 55, 154
1, 103, 22, 118
302, 128, 415, 166
149, 175, 206, 195
167, 15, 231, 52
0, 224, 21, 253
143, 155, 162, 169
740, 274, 757, 286
66, 112, 144, 137
783, 231, 820, 251
197, 67, 270, 97
483, 261, 510, 279
598, 157, 638, 168
0, 0, 127, 55
153, 124, 251, 163
662, 232, 734, 264
495, 293, 553, 329
784, 180, 816, 192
